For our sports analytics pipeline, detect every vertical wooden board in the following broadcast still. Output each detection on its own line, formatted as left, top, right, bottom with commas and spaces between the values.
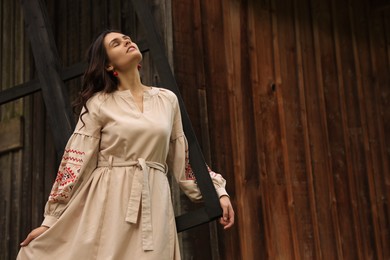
221, 0, 263, 259
248, 0, 294, 258
171, 0, 200, 131
44, 120, 57, 209
92, 0, 108, 36
382, 11, 390, 212
20, 95, 33, 247
80, 0, 93, 57
308, 1, 339, 258
351, 1, 386, 258
368, 9, 390, 259
121, 0, 137, 37
184, 0, 229, 258
1, 0, 14, 120
198, 89, 222, 260
20, 0, 34, 247
295, 0, 329, 258
108, 0, 121, 29
54, 0, 68, 66
0, 154, 12, 260
332, 0, 369, 259
171, 1, 213, 259
13, 0, 24, 115
31, 93, 46, 227
343, 10, 377, 258
273, 0, 304, 258
66, 0, 80, 66
196, 0, 237, 259
10, 151, 23, 259
312, 0, 345, 258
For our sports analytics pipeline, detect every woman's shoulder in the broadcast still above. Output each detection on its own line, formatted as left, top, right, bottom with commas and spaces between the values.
155, 87, 178, 105
85, 91, 109, 113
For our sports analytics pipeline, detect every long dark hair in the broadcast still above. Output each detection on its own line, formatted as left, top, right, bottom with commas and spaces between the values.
73, 29, 120, 124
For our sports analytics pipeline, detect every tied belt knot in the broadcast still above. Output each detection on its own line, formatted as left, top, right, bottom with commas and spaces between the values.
97, 156, 166, 251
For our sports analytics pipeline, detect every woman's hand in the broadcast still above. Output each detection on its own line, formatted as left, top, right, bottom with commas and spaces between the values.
20, 226, 49, 247
219, 195, 234, 229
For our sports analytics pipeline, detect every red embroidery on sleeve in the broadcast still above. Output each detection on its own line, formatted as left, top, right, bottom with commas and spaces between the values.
185, 149, 196, 180
49, 149, 84, 202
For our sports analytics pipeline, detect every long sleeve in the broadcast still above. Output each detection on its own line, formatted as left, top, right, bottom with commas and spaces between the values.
166, 94, 229, 202
42, 97, 102, 227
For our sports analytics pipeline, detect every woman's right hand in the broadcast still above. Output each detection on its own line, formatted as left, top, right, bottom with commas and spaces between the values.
20, 226, 49, 247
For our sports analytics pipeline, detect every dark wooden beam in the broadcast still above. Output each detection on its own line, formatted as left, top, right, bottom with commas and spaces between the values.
0, 63, 86, 105
130, 0, 222, 232
0, 79, 40, 105
20, 0, 74, 157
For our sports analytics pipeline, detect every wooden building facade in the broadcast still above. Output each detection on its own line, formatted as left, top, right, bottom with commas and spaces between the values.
1, 0, 389, 259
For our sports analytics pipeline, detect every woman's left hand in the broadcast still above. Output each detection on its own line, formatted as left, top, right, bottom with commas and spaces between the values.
219, 196, 234, 229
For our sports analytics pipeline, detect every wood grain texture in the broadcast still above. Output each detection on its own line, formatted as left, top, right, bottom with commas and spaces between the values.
0, 117, 23, 153
171, 0, 390, 259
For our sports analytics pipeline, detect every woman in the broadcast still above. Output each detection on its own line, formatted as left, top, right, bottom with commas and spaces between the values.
17, 30, 234, 260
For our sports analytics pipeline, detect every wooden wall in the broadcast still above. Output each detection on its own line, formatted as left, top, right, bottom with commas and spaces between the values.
172, 0, 390, 259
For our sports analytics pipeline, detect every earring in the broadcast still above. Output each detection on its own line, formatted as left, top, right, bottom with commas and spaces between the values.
113, 71, 118, 77
137, 64, 142, 70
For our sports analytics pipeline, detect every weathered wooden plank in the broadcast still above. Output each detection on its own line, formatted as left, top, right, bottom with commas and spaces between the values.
274, 0, 303, 258
171, 1, 214, 258
368, 8, 390, 259
20, 0, 75, 158
20, 94, 33, 248
293, 0, 321, 257
10, 150, 23, 259
310, 1, 341, 258
30, 92, 46, 228
221, 0, 264, 259
0, 117, 23, 153
20, 0, 34, 249
349, 0, 384, 257
92, 0, 108, 36
108, 0, 121, 29
198, 89, 221, 260
1, 0, 14, 121
80, 0, 92, 59
11, 2, 26, 258
330, 0, 363, 258
0, 154, 12, 260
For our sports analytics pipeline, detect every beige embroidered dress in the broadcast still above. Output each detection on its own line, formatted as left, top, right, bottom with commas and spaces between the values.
17, 88, 228, 260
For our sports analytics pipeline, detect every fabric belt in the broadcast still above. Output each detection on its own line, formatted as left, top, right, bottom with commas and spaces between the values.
97, 156, 166, 251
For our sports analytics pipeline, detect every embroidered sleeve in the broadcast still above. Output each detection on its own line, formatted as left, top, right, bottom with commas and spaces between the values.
184, 148, 229, 198
48, 149, 86, 203
42, 96, 102, 228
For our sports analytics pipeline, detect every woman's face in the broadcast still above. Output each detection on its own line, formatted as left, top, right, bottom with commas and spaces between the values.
103, 32, 142, 72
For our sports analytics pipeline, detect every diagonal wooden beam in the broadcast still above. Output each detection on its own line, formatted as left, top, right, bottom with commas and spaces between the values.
130, 0, 222, 232
20, 0, 75, 157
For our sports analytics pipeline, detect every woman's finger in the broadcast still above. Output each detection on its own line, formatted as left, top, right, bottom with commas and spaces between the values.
223, 205, 235, 229
20, 234, 33, 247
20, 226, 48, 247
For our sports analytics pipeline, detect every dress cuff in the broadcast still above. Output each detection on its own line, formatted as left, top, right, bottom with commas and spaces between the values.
216, 187, 229, 198
41, 215, 58, 228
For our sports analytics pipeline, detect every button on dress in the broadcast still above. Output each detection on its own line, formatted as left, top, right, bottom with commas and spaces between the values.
17, 87, 228, 260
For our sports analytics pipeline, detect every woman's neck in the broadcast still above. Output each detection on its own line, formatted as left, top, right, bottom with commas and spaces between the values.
116, 69, 145, 94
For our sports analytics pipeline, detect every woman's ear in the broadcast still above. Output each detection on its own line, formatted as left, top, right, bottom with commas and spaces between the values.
106, 64, 114, 72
